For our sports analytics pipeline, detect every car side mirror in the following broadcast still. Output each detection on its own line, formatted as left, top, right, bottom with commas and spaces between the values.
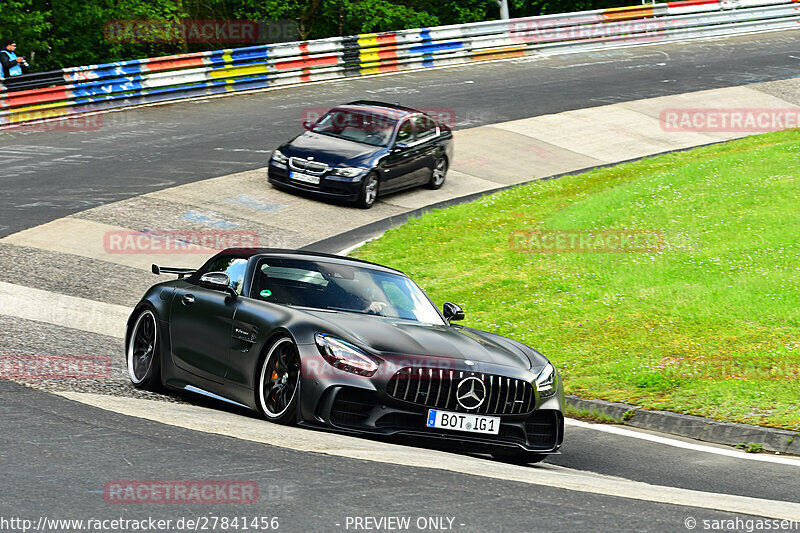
302, 120, 314, 130
393, 141, 409, 152
199, 272, 237, 298
443, 302, 464, 322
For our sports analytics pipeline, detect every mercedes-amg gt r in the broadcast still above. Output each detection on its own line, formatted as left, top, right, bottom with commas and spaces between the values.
126, 248, 564, 463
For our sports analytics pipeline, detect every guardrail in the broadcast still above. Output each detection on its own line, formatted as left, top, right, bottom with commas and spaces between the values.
2, 0, 799, 127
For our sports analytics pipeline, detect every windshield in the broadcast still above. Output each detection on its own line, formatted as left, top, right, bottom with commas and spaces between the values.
312, 109, 397, 147
251, 257, 445, 325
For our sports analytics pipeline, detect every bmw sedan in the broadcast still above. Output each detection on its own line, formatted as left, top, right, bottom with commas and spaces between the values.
127, 248, 564, 463
268, 101, 454, 208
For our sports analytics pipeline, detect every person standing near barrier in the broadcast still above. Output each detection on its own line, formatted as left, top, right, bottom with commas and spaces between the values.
0, 40, 28, 79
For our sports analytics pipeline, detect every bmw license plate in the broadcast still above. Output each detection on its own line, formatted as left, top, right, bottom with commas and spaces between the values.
426, 409, 500, 435
289, 170, 320, 185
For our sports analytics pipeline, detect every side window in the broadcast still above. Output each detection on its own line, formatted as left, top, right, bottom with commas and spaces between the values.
395, 119, 415, 143
205, 257, 248, 294
414, 115, 437, 141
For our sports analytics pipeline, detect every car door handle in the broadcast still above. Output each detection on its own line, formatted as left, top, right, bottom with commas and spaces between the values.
182, 294, 195, 306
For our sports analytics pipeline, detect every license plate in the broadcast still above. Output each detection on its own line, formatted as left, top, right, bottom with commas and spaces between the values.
426, 409, 500, 435
289, 170, 320, 185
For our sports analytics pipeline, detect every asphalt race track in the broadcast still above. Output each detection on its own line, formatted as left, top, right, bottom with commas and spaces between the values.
1, 29, 800, 532
2, 31, 800, 237
3, 380, 795, 533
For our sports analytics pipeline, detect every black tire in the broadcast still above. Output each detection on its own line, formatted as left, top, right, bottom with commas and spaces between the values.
257, 336, 301, 425
492, 450, 549, 465
426, 156, 448, 190
126, 308, 162, 391
356, 172, 379, 209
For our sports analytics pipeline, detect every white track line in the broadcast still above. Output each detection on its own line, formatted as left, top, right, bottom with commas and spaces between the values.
336, 240, 372, 256
566, 418, 800, 466
57, 392, 800, 520
0, 281, 128, 339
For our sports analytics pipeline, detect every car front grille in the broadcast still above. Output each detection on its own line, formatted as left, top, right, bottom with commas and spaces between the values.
289, 157, 329, 174
386, 367, 535, 415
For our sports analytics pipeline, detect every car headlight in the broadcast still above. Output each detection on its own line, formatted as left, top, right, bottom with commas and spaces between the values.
330, 167, 366, 178
314, 333, 378, 376
271, 149, 288, 164
535, 362, 557, 398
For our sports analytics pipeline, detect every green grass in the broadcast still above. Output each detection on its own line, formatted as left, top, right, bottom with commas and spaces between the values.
354, 129, 800, 430
735, 442, 764, 453
563, 405, 624, 424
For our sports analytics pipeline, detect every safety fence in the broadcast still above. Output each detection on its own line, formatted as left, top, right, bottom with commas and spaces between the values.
1, 0, 799, 127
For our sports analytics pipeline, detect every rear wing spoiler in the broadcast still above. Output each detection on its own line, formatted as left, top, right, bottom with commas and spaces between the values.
151, 264, 196, 278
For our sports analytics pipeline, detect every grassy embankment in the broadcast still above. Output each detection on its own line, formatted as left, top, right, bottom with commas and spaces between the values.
354, 129, 800, 430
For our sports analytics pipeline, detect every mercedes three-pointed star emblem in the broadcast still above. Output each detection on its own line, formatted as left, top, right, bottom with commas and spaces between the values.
456, 376, 486, 410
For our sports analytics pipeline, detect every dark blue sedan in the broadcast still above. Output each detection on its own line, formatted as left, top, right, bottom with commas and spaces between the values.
268, 101, 454, 208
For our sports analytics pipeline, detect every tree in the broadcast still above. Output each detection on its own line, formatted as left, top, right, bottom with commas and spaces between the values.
1, 0, 52, 70
3, 0, 640, 73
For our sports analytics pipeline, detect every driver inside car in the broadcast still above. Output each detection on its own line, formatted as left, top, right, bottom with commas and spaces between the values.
363, 301, 388, 314
323, 274, 388, 315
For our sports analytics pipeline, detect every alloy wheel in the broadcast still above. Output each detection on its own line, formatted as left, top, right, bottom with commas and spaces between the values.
432, 158, 447, 186
127, 310, 157, 384
364, 174, 378, 206
259, 338, 301, 419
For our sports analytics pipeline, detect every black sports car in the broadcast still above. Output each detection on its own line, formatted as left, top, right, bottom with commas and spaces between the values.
127, 249, 564, 463
267, 101, 454, 208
